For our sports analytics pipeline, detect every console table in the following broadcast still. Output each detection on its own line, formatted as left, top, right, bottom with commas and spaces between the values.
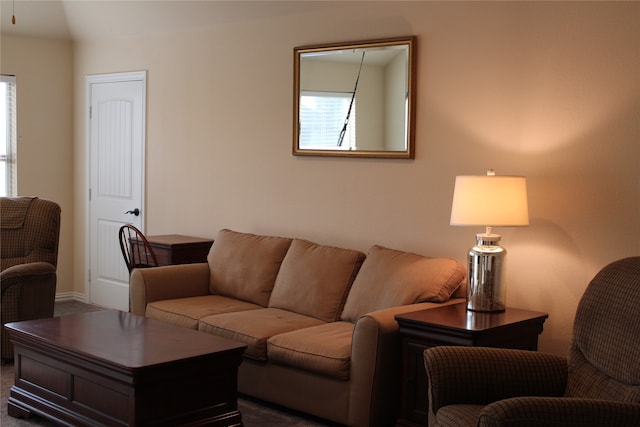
132, 234, 214, 266
394, 303, 548, 426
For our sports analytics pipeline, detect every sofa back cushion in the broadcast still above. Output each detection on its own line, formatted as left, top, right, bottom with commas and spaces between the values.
269, 239, 365, 322
341, 245, 466, 322
208, 229, 293, 306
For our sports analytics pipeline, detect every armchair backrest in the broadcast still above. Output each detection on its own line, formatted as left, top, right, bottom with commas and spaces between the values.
1, 197, 61, 271
565, 256, 640, 402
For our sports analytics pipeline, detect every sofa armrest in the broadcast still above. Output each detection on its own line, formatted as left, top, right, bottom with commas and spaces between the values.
129, 263, 211, 315
424, 346, 568, 415
480, 397, 640, 427
348, 299, 463, 427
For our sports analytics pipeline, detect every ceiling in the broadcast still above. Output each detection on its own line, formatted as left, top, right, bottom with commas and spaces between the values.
0, 0, 345, 41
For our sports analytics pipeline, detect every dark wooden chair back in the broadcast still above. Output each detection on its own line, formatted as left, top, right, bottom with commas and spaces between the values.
118, 224, 159, 273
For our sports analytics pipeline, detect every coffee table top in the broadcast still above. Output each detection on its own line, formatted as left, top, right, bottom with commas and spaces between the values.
5, 310, 246, 369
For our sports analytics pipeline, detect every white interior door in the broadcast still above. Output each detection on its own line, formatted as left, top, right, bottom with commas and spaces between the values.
87, 71, 146, 310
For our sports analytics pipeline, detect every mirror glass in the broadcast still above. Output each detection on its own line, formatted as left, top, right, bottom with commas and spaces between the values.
293, 36, 416, 159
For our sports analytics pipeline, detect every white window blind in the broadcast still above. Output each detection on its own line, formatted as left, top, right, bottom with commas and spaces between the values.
299, 91, 356, 150
1, 75, 17, 197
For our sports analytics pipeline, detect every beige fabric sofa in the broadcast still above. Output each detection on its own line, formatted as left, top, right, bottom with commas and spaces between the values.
130, 229, 466, 427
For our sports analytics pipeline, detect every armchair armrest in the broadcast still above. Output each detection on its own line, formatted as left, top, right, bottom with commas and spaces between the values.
424, 346, 567, 413
129, 263, 210, 315
480, 397, 640, 427
1, 262, 57, 318
1, 261, 56, 289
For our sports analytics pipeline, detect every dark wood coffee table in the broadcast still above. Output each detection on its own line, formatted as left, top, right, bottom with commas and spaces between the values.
5, 310, 247, 426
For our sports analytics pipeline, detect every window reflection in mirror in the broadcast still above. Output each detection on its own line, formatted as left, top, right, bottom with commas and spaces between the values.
293, 36, 416, 159
300, 91, 356, 150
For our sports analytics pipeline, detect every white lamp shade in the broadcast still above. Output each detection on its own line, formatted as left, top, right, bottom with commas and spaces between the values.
450, 175, 529, 226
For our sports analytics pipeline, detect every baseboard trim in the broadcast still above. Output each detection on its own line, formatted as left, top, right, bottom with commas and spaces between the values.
55, 292, 87, 303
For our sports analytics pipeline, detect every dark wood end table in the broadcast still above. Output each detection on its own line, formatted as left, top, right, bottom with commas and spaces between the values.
6, 310, 246, 426
132, 234, 214, 266
394, 303, 548, 426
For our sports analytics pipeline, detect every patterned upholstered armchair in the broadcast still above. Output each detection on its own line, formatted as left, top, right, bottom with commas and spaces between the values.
423, 257, 640, 427
1, 197, 61, 361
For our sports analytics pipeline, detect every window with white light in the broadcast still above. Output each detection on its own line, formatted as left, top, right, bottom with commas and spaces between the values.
1, 75, 17, 197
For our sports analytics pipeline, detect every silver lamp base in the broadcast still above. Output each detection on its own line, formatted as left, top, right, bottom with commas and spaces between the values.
466, 233, 506, 312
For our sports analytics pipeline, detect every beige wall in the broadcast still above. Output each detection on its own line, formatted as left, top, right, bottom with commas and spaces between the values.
4, 1, 639, 357
0, 35, 74, 297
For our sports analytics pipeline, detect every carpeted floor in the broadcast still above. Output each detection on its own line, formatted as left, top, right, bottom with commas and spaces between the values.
1, 301, 337, 427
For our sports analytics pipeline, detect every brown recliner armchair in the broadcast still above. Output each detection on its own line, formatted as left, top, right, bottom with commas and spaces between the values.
423, 256, 640, 427
1, 197, 61, 361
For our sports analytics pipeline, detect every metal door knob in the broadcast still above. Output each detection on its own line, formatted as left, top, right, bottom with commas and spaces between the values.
125, 208, 140, 216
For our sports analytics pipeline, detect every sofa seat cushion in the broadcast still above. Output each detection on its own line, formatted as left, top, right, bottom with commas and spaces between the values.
341, 245, 466, 322
146, 295, 263, 329
208, 229, 293, 307
269, 239, 365, 322
198, 308, 325, 361
267, 321, 354, 381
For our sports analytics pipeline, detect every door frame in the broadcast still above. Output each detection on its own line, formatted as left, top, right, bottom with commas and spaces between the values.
84, 70, 147, 304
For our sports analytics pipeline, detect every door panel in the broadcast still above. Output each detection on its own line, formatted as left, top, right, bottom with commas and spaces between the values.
87, 72, 146, 311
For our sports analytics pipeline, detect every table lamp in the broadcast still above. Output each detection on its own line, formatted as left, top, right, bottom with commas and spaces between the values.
450, 170, 529, 312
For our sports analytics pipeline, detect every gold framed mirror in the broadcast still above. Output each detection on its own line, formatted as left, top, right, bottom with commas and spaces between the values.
293, 36, 417, 159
